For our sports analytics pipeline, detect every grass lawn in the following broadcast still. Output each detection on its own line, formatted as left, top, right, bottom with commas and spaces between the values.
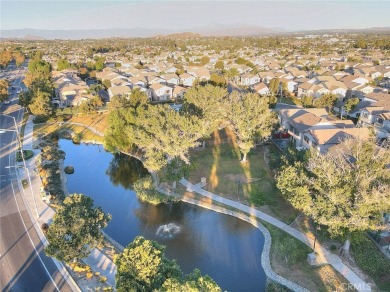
67, 113, 109, 134
33, 123, 104, 143
181, 128, 298, 223
263, 221, 356, 292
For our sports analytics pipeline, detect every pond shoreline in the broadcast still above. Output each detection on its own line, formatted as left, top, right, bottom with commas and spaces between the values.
156, 186, 308, 292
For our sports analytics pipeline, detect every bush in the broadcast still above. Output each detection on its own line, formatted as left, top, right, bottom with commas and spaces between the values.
133, 175, 171, 205
33, 116, 48, 124
16, 150, 34, 162
352, 235, 390, 291
64, 166, 74, 174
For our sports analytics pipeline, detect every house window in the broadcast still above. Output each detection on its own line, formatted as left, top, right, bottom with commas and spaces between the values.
377, 118, 384, 125
362, 112, 368, 119
304, 135, 310, 144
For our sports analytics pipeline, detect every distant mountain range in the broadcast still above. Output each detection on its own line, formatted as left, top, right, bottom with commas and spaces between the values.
1, 25, 389, 40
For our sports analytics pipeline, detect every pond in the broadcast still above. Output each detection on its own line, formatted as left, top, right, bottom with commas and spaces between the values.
59, 139, 267, 291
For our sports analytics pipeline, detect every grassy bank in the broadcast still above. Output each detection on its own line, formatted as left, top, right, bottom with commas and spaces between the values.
33, 123, 104, 144
351, 235, 390, 291
262, 221, 355, 292
176, 129, 298, 223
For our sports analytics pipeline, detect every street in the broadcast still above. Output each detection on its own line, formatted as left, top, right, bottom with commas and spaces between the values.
0, 63, 73, 291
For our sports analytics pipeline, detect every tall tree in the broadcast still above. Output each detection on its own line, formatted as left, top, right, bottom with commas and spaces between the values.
115, 236, 182, 291
115, 236, 220, 292
183, 84, 228, 146
343, 97, 359, 118
0, 50, 13, 68
214, 60, 224, 71
13, 51, 25, 67
57, 58, 71, 71
45, 194, 111, 263
268, 78, 280, 95
224, 92, 277, 162
28, 90, 53, 119
313, 93, 338, 109
277, 138, 390, 252
0, 79, 9, 103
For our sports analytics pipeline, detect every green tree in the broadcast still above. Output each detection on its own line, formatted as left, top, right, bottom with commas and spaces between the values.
268, 78, 280, 95
28, 90, 53, 119
200, 56, 210, 65
343, 97, 359, 118
57, 58, 71, 71
224, 92, 277, 162
95, 57, 105, 71
0, 50, 13, 68
162, 269, 221, 291
89, 83, 105, 96
225, 68, 239, 82
301, 95, 314, 108
18, 90, 33, 107
0, 79, 9, 102
277, 138, 390, 252
102, 79, 111, 89
210, 73, 227, 87
115, 236, 182, 291
115, 237, 221, 292
183, 84, 228, 147
45, 194, 111, 263
108, 94, 130, 111
13, 51, 25, 67
313, 93, 338, 109
214, 60, 224, 71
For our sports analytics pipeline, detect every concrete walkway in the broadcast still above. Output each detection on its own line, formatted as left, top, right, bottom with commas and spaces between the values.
180, 178, 371, 292
20, 116, 116, 289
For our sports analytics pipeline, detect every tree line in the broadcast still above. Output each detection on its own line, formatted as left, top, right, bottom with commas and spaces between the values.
105, 85, 277, 185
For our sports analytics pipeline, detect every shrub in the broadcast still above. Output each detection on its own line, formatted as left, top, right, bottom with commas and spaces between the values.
352, 235, 390, 291
64, 166, 74, 174
133, 175, 171, 205
16, 150, 34, 162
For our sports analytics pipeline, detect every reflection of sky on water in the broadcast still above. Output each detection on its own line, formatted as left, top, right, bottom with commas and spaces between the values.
60, 139, 266, 292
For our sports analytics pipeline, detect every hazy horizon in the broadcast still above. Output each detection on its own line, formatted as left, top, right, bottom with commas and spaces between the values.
1, 1, 390, 32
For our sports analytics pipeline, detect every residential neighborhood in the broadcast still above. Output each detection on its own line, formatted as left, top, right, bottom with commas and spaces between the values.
1, 2, 390, 291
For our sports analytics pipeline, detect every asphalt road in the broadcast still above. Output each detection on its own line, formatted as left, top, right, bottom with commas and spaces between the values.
0, 64, 73, 291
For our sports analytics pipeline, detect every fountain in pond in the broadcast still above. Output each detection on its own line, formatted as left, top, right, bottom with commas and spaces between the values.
156, 223, 181, 238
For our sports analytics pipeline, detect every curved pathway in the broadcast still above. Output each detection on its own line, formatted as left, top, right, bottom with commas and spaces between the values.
179, 178, 371, 292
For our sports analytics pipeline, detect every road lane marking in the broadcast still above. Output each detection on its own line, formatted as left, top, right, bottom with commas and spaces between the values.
10, 180, 60, 291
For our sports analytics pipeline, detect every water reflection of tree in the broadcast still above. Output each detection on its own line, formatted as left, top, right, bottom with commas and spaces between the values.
106, 154, 148, 189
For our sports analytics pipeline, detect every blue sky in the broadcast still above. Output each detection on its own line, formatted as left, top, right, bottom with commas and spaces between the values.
1, 1, 389, 31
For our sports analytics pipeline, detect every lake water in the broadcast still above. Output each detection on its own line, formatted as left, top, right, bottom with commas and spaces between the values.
59, 139, 267, 291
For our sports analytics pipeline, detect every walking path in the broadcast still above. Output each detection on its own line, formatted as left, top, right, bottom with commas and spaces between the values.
179, 178, 371, 292
20, 116, 116, 289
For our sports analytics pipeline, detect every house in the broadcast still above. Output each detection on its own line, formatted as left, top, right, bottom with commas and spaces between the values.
161, 74, 180, 86
240, 73, 260, 86
187, 68, 211, 81
258, 71, 274, 84
52, 70, 92, 107
358, 106, 390, 139
302, 127, 370, 153
278, 108, 329, 147
279, 78, 298, 94
179, 73, 196, 87
252, 82, 270, 95
149, 83, 173, 101
172, 86, 187, 99
108, 86, 132, 99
